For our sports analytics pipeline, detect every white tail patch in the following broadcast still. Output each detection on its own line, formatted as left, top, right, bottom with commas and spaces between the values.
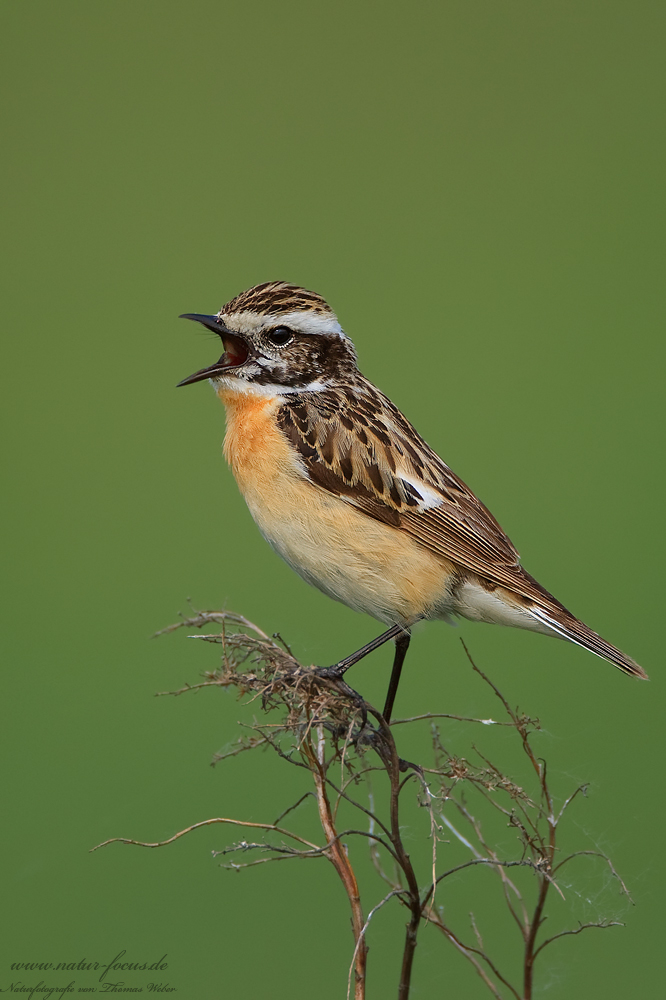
527, 606, 586, 644
527, 606, 647, 678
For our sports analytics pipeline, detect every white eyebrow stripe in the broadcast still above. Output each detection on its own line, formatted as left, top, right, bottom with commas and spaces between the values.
266, 310, 345, 337
221, 308, 346, 340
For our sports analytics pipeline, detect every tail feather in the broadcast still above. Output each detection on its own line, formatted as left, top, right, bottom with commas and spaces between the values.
529, 606, 648, 679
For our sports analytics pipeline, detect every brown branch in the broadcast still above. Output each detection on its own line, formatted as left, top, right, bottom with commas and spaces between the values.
554, 851, 634, 903
135, 612, 630, 1000
214, 828, 397, 864
426, 908, 521, 1000
460, 639, 521, 725
90, 816, 319, 853
555, 783, 589, 823
156, 679, 224, 697
368, 709, 423, 1000
211, 735, 269, 764
153, 609, 272, 641
273, 792, 313, 826
307, 726, 367, 1000
440, 806, 530, 937
323, 775, 396, 847
533, 920, 624, 958
391, 712, 510, 727
367, 785, 402, 891
346, 890, 407, 1000
458, 638, 566, 999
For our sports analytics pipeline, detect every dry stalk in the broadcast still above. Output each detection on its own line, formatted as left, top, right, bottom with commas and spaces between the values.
93, 609, 632, 999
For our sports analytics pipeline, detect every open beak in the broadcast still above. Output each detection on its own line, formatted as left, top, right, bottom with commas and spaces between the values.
177, 314, 251, 386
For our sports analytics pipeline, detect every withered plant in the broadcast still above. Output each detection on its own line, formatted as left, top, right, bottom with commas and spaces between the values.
94, 611, 631, 999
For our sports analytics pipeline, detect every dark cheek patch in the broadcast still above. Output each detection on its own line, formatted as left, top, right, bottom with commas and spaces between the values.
241, 334, 358, 388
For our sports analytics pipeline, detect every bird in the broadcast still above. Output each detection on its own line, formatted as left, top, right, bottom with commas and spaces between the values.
178, 281, 647, 721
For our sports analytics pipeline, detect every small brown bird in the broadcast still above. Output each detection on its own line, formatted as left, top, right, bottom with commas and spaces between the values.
179, 281, 647, 720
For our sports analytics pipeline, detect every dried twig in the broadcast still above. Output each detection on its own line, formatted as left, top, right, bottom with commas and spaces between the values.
94, 608, 631, 1000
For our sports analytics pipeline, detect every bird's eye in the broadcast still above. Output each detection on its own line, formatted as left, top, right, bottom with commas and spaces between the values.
267, 327, 293, 347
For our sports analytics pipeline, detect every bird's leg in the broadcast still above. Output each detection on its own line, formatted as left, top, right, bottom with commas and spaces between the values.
382, 631, 411, 724
314, 624, 410, 738
315, 623, 407, 680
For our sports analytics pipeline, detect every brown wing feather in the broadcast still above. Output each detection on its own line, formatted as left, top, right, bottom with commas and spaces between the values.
276, 381, 571, 612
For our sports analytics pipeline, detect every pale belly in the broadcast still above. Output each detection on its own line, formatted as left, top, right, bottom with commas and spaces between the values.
245, 481, 457, 625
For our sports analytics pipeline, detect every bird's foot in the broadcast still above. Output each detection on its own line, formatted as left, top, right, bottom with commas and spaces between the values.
311, 665, 368, 726
313, 662, 349, 680
310, 665, 421, 774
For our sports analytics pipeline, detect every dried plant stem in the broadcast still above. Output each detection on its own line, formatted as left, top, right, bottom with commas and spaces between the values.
95, 610, 631, 1000
91, 815, 320, 853
309, 725, 367, 1000
377, 716, 422, 1000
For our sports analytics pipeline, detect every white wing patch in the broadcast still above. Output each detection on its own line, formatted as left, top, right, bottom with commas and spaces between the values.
398, 472, 444, 511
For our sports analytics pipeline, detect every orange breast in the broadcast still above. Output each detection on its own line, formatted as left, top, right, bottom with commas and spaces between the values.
217, 386, 285, 482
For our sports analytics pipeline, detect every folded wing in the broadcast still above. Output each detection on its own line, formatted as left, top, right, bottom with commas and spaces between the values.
277, 381, 646, 679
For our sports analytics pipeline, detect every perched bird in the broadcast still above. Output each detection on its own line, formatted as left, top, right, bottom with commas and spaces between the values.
178, 281, 647, 720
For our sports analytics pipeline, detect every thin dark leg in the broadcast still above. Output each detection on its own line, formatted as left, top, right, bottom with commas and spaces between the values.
382, 632, 411, 724
316, 623, 407, 679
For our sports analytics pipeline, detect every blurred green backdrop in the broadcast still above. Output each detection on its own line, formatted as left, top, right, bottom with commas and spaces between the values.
1, 1, 664, 997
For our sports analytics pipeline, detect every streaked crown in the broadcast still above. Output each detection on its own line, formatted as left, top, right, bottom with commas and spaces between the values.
221, 281, 334, 318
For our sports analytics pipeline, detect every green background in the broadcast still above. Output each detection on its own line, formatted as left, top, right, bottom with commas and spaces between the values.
2, 2, 664, 997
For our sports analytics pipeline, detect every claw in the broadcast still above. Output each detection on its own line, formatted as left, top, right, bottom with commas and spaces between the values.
311, 665, 368, 727
313, 663, 347, 680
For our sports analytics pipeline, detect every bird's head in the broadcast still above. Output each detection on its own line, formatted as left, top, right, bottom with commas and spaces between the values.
178, 281, 358, 394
